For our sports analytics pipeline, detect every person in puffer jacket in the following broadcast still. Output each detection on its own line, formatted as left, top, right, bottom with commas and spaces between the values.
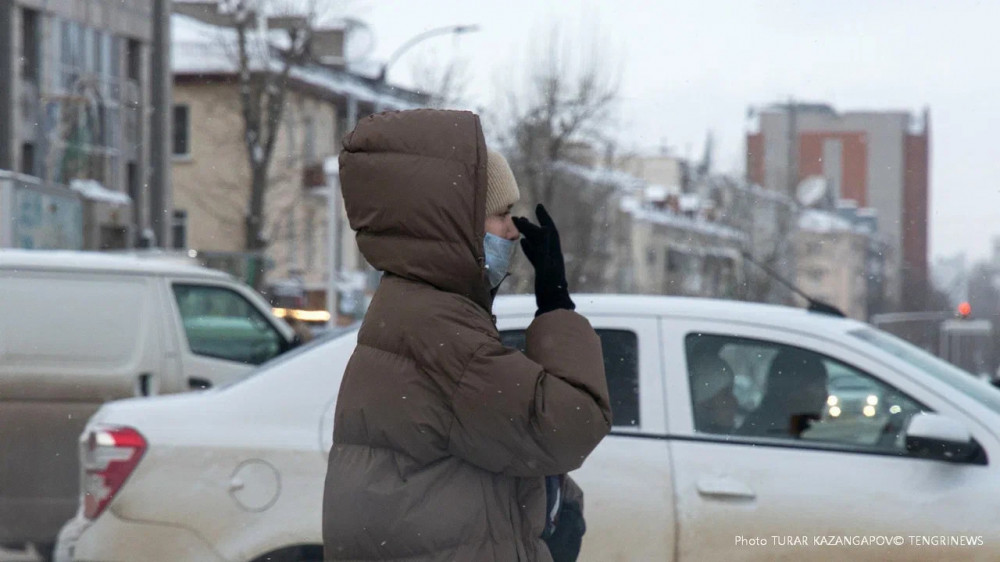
323, 109, 612, 562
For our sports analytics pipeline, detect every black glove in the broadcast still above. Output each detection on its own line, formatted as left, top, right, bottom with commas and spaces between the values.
512, 204, 576, 317
543, 489, 586, 562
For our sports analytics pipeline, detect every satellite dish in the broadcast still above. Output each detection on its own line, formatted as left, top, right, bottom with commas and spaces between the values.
796, 176, 828, 207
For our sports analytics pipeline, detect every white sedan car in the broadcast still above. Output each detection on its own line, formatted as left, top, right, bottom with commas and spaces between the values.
57, 296, 1000, 561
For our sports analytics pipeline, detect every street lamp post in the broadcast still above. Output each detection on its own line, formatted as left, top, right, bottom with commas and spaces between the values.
376, 24, 480, 85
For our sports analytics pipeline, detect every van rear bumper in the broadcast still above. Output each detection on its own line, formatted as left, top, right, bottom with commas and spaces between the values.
0, 497, 77, 544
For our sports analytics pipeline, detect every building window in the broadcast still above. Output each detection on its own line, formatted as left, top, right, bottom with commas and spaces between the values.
305, 208, 315, 267
21, 8, 40, 81
91, 29, 104, 74
173, 105, 190, 156
20, 143, 36, 176
126, 38, 141, 81
172, 210, 188, 249
127, 161, 140, 227
806, 268, 826, 283
303, 116, 316, 163
284, 107, 297, 167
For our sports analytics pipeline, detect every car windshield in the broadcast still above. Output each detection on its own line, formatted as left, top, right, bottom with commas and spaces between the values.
217, 323, 360, 390
851, 328, 1000, 415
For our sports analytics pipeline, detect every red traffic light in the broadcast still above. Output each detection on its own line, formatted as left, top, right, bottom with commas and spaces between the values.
957, 302, 972, 318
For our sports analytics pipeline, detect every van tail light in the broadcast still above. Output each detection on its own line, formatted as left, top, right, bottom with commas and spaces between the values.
82, 425, 146, 520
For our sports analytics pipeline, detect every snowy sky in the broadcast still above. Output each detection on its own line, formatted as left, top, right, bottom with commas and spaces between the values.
344, 0, 1000, 263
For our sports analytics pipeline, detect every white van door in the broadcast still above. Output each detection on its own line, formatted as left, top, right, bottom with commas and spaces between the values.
163, 279, 292, 390
662, 319, 1000, 561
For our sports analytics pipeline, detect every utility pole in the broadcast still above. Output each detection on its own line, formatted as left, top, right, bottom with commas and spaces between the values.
149, 0, 172, 248
778, 96, 799, 305
786, 96, 798, 200
327, 97, 358, 325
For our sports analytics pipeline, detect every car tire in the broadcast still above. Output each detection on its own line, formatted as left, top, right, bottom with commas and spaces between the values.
33, 542, 55, 562
252, 545, 324, 562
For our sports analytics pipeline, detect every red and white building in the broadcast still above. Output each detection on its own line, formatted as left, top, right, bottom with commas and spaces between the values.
747, 103, 931, 310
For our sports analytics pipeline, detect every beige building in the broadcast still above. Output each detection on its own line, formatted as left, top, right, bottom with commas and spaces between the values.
169, 5, 425, 315
171, 79, 339, 303
795, 211, 870, 320
620, 194, 746, 299
618, 153, 686, 195
550, 160, 745, 298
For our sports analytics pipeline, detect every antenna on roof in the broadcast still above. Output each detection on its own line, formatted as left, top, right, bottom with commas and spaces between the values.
739, 251, 846, 318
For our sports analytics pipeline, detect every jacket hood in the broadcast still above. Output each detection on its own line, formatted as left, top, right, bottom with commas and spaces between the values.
339, 109, 491, 312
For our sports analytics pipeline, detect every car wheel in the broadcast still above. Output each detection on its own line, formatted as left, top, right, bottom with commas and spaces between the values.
33, 542, 55, 562
252, 545, 324, 562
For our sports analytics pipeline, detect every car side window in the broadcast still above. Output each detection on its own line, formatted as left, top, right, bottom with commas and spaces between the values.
172, 284, 284, 365
685, 333, 927, 455
500, 329, 639, 427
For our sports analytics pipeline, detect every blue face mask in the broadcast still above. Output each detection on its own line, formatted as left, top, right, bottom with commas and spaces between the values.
484, 232, 518, 289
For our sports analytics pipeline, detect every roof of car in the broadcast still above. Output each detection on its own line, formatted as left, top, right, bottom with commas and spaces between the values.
0, 249, 230, 279
494, 294, 866, 333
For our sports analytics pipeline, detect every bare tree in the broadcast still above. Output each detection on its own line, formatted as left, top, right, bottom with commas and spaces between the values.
490, 26, 621, 293
226, 0, 321, 288
409, 47, 472, 109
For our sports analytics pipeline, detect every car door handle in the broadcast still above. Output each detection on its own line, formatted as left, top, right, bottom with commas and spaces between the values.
189, 377, 213, 390
696, 476, 756, 500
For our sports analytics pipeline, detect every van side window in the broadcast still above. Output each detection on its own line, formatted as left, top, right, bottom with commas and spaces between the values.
172, 284, 283, 365
500, 329, 639, 427
685, 333, 927, 454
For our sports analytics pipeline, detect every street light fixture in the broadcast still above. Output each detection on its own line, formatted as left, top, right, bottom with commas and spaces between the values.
376, 24, 480, 84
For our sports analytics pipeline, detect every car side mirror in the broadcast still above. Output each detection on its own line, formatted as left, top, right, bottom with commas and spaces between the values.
905, 412, 985, 464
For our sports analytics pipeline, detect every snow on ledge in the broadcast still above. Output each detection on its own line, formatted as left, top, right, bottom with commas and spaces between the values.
70, 179, 132, 206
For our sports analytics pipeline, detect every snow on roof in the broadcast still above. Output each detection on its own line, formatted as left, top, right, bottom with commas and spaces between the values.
679, 194, 700, 212
553, 161, 645, 191
620, 196, 747, 242
0, 249, 228, 278
172, 13, 253, 73
799, 209, 862, 234
644, 183, 680, 201
69, 179, 131, 206
730, 182, 796, 205
171, 13, 421, 109
644, 185, 667, 200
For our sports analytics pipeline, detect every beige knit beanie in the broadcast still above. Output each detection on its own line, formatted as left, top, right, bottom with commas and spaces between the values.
485, 150, 520, 216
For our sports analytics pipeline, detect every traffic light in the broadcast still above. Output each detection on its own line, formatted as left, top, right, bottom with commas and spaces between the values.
957, 301, 972, 319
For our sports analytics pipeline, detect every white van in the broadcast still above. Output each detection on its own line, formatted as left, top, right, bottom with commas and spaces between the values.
0, 250, 296, 558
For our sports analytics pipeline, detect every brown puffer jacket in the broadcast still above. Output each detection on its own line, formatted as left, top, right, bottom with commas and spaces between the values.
322, 109, 612, 562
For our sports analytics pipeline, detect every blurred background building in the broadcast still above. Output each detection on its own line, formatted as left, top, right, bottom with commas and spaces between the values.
747, 103, 931, 312
0, 0, 170, 251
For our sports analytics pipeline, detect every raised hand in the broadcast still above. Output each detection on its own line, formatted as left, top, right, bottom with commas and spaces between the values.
512, 204, 576, 317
